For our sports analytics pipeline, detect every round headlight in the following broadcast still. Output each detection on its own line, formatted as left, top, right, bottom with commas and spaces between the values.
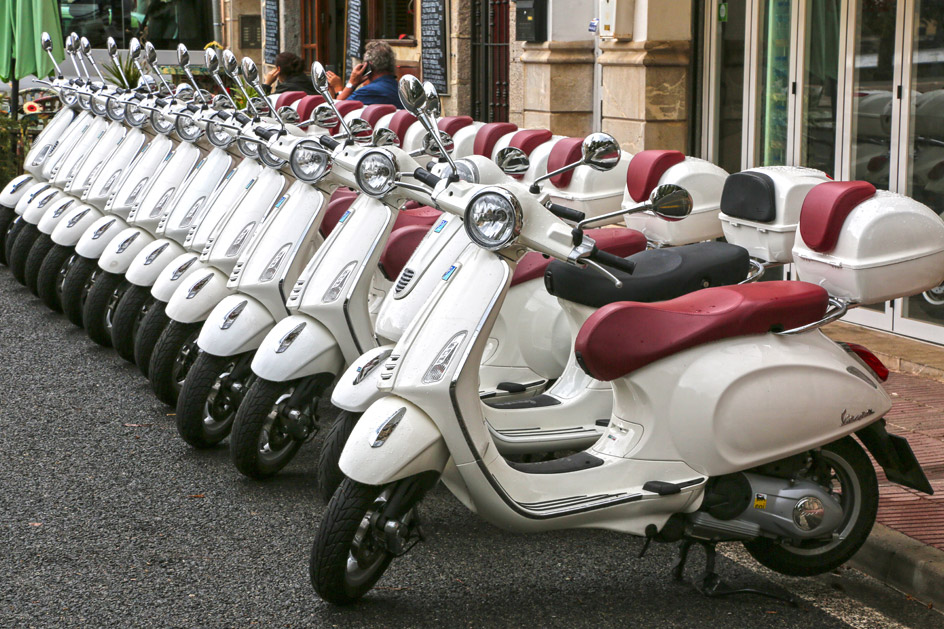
150, 108, 175, 135
436, 159, 478, 184
290, 140, 331, 183
89, 93, 108, 117
175, 113, 203, 142
77, 91, 92, 110
237, 136, 261, 159
464, 188, 522, 251
60, 87, 78, 108
206, 119, 235, 148
355, 150, 397, 198
105, 95, 126, 121
258, 145, 287, 169
124, 101, 148, 127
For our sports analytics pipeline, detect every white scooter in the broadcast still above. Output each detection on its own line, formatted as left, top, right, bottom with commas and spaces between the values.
311, 122, 940, 608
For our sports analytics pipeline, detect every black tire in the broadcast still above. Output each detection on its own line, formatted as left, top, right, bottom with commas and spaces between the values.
230, 378, 313, 479
176, 351, 253, 448
111, 284, 153, 363
36, 244, 74, 312
134, 301, 169, 377
309, 479, 395, 605
3, 215, 26, 266
743, 437, 878, 577
24, 233, 55, 295
60, 255, 99, 327
83, 271, 127, 348
0, 205, 17, 265
317, 411, 363, 499
8, 221, 40, 285
149, 319, 203, 406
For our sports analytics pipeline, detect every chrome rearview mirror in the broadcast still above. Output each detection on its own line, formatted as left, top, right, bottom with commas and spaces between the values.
145, 41, 158, 65
205, 47, 219, 73
106, 37, 118, 57
372, 127, 399, 147
144, 41, 174, 95
42, 32, 54, 52
222, 49, 240, 77
495, 147, 531, 176
398, 75, 427, 116
348, 118, 374, 144
310, 61, 330, 96
129, 38, 142, 60
205, 48, 237, 109
422, 130, 454, 158
80, 36, 107, 84
243, 57, 283, 124
277, 106, 300, 124
649, 184, 692, 221
581, 133, 621, 172
312, 103, 339, 129
241, 57, 259, 84
177, 43, 190, 68
80, 37, 92, 56
423, 81, 442, 119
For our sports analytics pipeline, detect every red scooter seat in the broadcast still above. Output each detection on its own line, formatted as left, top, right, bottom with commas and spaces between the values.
439, 116, 474, 136
474, 122, 518, 157
295, 95, 326, 122
275, 91, 306, 110
798, 180, 876, 253
360, 104, 397, 129
388, 110, 418, 147
546, 137, 583, 188
379, 207, 442, 280
575, 281, 829, 381
511, 228, 647, 287
327, 100, 364, 135
507, 129, 553, 179
626, 150, 685, 203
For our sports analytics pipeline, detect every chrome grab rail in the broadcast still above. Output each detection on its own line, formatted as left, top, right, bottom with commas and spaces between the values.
776, 297, 851, 335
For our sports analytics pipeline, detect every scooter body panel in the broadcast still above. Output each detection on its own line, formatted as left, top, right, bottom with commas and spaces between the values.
165, 267, 232, 324
52, 205, 104, 247
105, 135, 175, 216
22, 107, 76, 178
22, 189, 69, 224
15, 183, 53, 215
36, 196, 82, 234
83, 128, 147, 211
151, 254, 207, 302
98, 227, 154, 273
330, 344, 396, 412
50, 116, 109, 190
251, 314, 346, 382
64, 121, 126, 198
156, 149, 233, 243
125, 238, 187, 286
40, 111, 93, 182
1, 175, 36, 207
198, 294, 277, 357
183, 159, 264, 253
126, 142, 202, 235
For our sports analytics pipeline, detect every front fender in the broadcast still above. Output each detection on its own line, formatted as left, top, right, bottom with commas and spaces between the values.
197, 295, 277, 357
21, 187, 64, 223
37, 197, 83, 234
51, 204, 103, 247
330, 344, 396, 413
152, 254, 206, 302
98, 227, 154, 274
14, 182, 51, 215
165, 267, 232, 323
75, 215, 129, 258
125, 239, 186, 287
250, 314, 345, 383
1, 175, 35, 208
340, 396, 449, 485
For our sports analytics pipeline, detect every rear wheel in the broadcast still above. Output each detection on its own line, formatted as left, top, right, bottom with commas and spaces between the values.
176, 351, 254, 448
111, 284, 153, 363
149, 320, 203, 406
83, 272, 127, 347
317, 411, 363, 500
8, 222, 40, 285
230, 377, 323, 479
0, 205, 16, 264
60, 255, 99, 327
134, 302, 169, 377
36, 244, 74, 312
743, 437, 878, 576
24, 233, 54, 294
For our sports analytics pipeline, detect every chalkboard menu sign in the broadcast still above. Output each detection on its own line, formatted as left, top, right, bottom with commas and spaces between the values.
347, 0, 364, 61
264, 0, 279, 64
420, 0, 448, 94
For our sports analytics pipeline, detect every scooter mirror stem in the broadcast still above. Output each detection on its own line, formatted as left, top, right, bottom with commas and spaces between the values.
80, 37, 107, 84
65, 34, 84, 79
178, 44, 208, 105
416, 110, 459, 175
144, 42, 175, 95
107, 37, 130, 87
41, 32, 64, 79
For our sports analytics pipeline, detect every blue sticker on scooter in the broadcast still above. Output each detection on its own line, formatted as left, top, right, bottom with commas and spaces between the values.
245, 178, 256, 189
275, 195, 287, 208
434, 219, 447, 233
442, 265, 456, 281
338, 210, 352, 223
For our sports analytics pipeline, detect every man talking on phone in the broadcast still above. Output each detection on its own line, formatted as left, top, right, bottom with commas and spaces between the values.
326, 41, 404, 109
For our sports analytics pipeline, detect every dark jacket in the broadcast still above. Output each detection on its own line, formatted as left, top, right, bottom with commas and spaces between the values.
263, 73, 318, 95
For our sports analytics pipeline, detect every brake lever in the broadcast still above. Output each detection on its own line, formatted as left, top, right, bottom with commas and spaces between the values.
583, 258, 623, 288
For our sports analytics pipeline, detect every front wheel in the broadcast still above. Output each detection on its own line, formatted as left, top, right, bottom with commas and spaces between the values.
24, 233, 54, 295
310, 474, 435, 605
111, 284, 153, 363
317, 411, 363, 500
83, 271, 127, 347
60, 255, 99, 327
36, 244, 74, 312
3, 217, 27, 270
176, 351, 254, 448
0, 205, 16, 264
134, 302, 169, 377
743, 437, 878, 576
149, 320, 203, 406
8, 221, 40, 285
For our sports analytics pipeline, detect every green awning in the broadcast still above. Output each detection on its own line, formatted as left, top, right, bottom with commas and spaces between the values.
1, 0, 64, 82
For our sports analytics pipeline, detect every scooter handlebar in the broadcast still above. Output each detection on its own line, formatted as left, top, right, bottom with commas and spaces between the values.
234, 111, 251, 125
546, 202, 585, 224
255, 127, 281, 141
319, 135, 340, 150
414, 167, 441, 188
591, 248, 635, 275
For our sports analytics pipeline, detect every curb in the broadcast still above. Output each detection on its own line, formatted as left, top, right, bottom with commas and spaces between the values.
850, 523, 944, 611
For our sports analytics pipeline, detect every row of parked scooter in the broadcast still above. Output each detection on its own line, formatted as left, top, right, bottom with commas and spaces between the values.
3, 31, 943, 606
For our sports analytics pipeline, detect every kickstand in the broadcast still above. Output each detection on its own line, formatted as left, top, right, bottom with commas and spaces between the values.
672, 540, 798, 607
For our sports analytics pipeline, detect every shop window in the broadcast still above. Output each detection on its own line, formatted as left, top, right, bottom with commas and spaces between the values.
367, 0, 416, 42
59, 0, 214, 51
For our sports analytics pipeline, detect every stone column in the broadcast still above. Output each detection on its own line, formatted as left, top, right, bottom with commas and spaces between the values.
508, 2, 524, 127
442, 0, 472, 117
597, 0, 692, 152
280, 0, 301, 57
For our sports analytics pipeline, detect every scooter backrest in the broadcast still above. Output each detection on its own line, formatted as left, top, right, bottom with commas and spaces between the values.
275, 91, 306, 110
797, 181, 876, 253
388, 110, 418, 147
451, 121, 485, 158
319, 187, 359, 238
360, 104, 398, 130
380, 207, 443, 280
435, 116, 475, 158
539, 136, 633, 223
473, 122, 518, 159
333, 100, 364, 135
505, 129, 557, 181
626, 150, 685, 203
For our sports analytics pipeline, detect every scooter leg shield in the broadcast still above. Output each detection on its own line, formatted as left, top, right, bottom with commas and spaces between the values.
75, 216, 128, 259
339, 396, 449, 486
14, 183, 53, 215
330, 344, 396, 413
250, 315, 345, 383
98, 228, 153, 275
0, 175, 35, 207
51, 205, 104, 247
164, 268, 232, 324
151, 254, 206, 302
197, 295, 277, 358
125, 239, 185, 287
22, 191, 71, 225
37, 197, 83, 235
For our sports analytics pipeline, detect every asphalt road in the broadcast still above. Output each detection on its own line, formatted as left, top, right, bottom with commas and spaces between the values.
0, 269, 942, 628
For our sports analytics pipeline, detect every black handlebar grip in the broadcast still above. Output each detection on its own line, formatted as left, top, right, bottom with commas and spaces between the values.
414, 168, 441, 188
186, 103, 201, 113
593, 248, 636, 275
255, 127, 278, 141
546, 203, 586, 224
155, 97, 168, 107
234, 112, 251, 125
214, 110, 231, 120
319, 134, 340, 150
132, 93, 146, 102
